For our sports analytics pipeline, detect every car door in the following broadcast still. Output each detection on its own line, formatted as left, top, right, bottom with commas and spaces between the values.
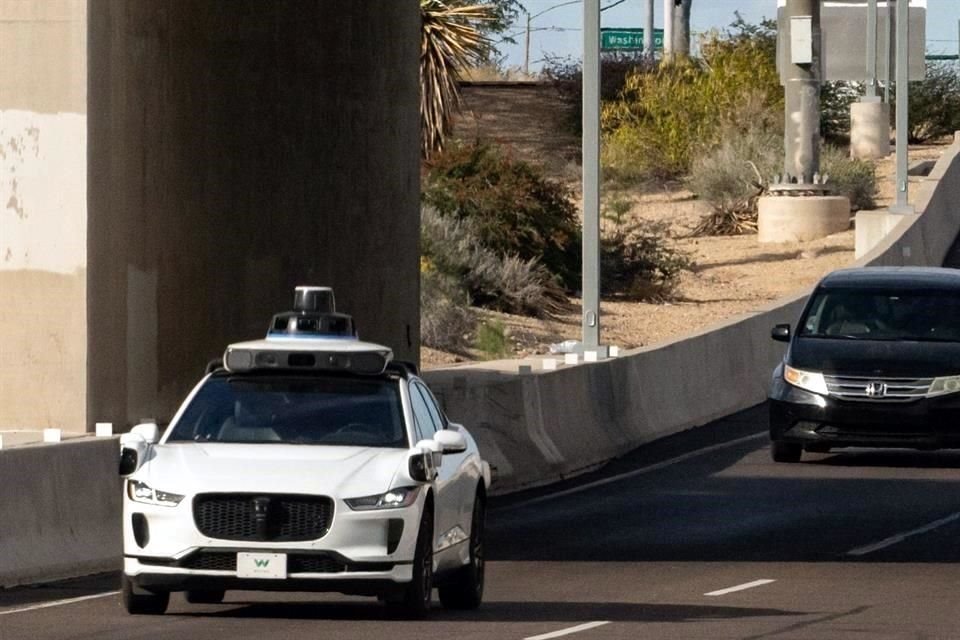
412, 381, 473, 566
408, 380, 464, 567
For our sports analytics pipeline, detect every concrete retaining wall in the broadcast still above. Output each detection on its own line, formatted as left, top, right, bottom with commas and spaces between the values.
0, 438, 120, 588
425, 141, 960, 495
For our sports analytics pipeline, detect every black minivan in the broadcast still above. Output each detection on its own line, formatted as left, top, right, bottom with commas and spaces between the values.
769, 267, 960, 462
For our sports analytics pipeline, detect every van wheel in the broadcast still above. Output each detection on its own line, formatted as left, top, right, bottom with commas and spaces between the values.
439, 494, 485, 610
121, 575, 169, 615
771, 441, 802, 463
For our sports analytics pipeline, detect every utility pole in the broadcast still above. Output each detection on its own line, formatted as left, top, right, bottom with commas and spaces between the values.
524, 12, 531, 75
644, 0, 654, 58
662, 0, 674, 59
893, 0, 910, 210
582, 0, 601, 351
866, 0, 878, 98
783, 0, 822, 182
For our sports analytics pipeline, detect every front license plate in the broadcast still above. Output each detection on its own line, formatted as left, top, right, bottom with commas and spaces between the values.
236, 552, 287, 579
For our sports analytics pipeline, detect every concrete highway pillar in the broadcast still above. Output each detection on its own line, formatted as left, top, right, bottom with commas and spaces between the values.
783, 0, 822, 183
87, 0, 421, 428
850, 101, 891, 159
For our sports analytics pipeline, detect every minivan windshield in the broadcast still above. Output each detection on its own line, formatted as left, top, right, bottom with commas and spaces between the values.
799, 289, 960, 342
166, 375, 407, 447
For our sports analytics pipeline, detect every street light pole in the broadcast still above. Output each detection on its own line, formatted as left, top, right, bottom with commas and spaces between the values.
644, 0, 655, 58
894, 0, 910, 210
582, 0, 601, 350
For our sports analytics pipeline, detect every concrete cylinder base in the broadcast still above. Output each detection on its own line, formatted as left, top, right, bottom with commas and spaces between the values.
850, 101, 891, 160
757, 195, 852, 243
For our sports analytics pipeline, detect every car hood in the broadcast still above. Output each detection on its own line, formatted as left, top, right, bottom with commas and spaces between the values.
141, 443, 409, 498
789, 337, 960, 377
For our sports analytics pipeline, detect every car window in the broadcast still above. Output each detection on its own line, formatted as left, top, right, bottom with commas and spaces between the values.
414, 382, 446, 431
166, 375, 407, 447
408, 382, 439, 442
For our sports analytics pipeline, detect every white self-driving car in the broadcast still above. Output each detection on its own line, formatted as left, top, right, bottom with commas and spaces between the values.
119, 287, 491, 618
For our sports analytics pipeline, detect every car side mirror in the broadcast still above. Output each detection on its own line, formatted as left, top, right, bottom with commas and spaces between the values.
771, 324, 791, 342
118, 423, 160, 477
131, 422, 161, 444
435, 429, 467, 454
408, 442, 440, 483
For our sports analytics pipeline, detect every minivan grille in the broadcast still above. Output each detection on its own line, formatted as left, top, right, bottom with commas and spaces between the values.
193, 494, 334, 542
824, 375, 933, 403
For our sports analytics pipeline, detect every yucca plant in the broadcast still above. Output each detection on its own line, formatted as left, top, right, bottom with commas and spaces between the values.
420, 1, 493, 158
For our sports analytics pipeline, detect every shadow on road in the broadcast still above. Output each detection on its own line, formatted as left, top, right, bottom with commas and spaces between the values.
188, 598, 804, 623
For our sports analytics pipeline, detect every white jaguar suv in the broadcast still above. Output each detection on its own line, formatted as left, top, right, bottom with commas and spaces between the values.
119, 287, 491, 618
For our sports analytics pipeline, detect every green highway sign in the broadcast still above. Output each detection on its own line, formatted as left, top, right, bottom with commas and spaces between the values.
600, 28, 664, 51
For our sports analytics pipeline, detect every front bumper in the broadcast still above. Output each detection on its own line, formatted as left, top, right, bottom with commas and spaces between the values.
769, 380, 960, 449
125, 554, 412, 596
123, 492, 423, 593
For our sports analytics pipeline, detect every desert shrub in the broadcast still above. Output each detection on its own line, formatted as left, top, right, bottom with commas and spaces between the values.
421, 205, 568, 317
600, 219, 693, 300
820, 81, 862, 144
601, 18, 782, 184
688, 122, 782, 235
821, 145, 877, 212
901, 61, 960, 143
543, 53, 656, 134
473, 320, 510, 359
420, 268, 476, 352
422, 141, 582, 288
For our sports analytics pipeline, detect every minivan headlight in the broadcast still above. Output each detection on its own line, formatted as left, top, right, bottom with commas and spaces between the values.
928, 375, 960, 398
784, 365, 829, 395
127, 480, 185, 507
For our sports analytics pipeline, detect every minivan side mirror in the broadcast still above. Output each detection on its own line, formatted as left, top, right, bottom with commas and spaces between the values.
771, 324, 791, 342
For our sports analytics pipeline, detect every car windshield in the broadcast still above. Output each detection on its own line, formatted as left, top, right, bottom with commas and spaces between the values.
799, 289, 960, 342
166, 375, 407, 447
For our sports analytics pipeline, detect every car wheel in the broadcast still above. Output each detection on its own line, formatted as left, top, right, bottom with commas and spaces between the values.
771, 440, 802, 463
439, 492, 485, 610
121, 574, 169, 615
391, 508, 433, 619
184, 589, 225, 604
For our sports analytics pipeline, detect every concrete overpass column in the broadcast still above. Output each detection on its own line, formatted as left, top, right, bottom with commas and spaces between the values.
87, 0, 421, 428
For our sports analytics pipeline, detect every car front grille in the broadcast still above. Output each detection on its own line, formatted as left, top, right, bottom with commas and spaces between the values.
193, 494, 334, 542
824, 374, 933, 403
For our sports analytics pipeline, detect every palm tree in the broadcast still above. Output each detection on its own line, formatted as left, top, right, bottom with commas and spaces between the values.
420, 1, 493, 158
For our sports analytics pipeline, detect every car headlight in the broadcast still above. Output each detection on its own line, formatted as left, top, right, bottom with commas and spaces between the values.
345, 486, 419, 511
127, 480, 185, 507
784, 365, 829, 395
928, 375, 960, 398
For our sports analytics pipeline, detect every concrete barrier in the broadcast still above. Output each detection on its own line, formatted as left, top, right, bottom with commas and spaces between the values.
0, 438, 121, 588
3, 143, 960, 587
426, 140, 960, 495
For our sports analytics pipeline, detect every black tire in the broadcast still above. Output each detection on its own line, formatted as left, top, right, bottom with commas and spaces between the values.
121, 574, 169, 615
771, 440, 803, 463
185, 589, 225, 604
439, 493, 485, 610
390, 508, 433, 619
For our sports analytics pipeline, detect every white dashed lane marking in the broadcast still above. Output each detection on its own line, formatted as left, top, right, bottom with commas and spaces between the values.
704, 579, 776, 597
0, 591, 119, 616
524, 621, 612, 640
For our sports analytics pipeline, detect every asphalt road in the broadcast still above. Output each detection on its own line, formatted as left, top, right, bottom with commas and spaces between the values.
4, 404, 960, 639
